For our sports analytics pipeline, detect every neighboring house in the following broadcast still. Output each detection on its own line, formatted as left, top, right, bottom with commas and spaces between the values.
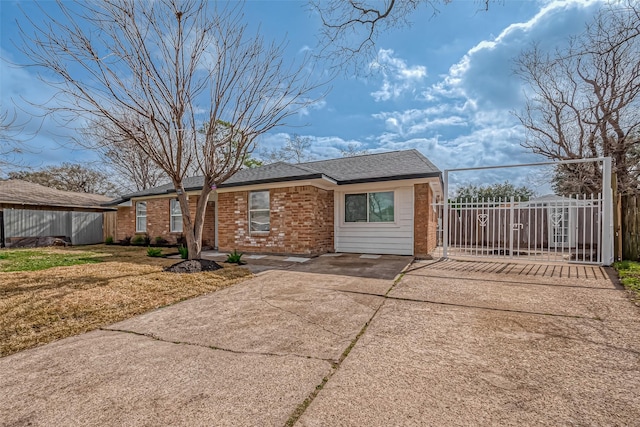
0, 179, 115, 247
108, 150, 443, 257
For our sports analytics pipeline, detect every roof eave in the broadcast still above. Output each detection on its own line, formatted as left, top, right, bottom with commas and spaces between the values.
1, 201, 116, 210
215, 173, 327, 189
336, 172, 442, 185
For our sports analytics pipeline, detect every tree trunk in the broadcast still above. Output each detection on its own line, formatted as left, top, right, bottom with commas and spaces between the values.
191, 186, 212, 259
175, 184, 212, 260
175, 189, 199, 260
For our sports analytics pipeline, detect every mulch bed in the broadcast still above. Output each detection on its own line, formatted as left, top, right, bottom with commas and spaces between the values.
164, 259, 223, 273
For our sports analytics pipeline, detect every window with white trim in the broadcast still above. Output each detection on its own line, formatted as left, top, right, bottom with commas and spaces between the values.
136, 201, 147, 232
249, 191, 270, 232
345, 191, 394, 223
170, 199, 182, 232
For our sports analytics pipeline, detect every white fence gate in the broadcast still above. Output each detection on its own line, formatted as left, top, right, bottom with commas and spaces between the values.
434, 158, 614, 266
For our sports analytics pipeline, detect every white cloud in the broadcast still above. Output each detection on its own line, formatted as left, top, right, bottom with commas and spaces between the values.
363, 0, 604, 190
425, 0, 603, 109
298, 98, 327, 117
369, 49, 427, 102
255, 133, 373, 161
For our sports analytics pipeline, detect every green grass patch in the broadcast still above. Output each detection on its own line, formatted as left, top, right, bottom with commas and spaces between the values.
613, 260, 640, 301
0, 249, 102, 272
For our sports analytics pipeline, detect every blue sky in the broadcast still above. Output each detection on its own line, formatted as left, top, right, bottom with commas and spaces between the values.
0, 0, 605, 189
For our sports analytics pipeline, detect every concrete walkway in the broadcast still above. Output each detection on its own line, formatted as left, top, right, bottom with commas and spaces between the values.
200, 251, 412, 280
1, 259, 639, 426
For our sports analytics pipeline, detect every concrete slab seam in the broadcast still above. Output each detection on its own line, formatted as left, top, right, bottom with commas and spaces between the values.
332, 289, 604, 321
259, 297, 350, 340
392, 257, 417, 283
402, 257, 448, 275
258, 284, 352, 341
405, 274, 620, 290
99, 327, 335, 363
283, 278, 401, 426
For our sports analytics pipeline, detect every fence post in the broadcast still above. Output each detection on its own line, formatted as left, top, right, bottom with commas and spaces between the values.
443, 170, 449, 258
602, 157, 614, 265
509, 196, 515, 258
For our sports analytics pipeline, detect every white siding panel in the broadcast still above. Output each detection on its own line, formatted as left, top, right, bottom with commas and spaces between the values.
335, 186, 414, 255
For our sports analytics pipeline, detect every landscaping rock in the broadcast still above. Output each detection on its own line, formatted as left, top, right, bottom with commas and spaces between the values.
164, 259, 222, 273
10, 236, 71, 248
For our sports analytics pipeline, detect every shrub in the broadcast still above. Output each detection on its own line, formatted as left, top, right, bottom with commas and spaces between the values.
146, 247, 163, 257
176, 234, 187, 246
154, 236, 168, 246
226, 249, 244, 264
105, 236, 114, 245
616, 260, 631, 270
131, 234, 151, 246
119, 236, 131, 246
178, 245, 188, 259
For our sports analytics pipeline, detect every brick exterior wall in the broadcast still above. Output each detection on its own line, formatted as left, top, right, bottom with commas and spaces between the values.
217, 185, 334, 255
414, 183, 438, 258
116, 206, 135, 242
116, 183, 438, 256
116, 196, 215, 247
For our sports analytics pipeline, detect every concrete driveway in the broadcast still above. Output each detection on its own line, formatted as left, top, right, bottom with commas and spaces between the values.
1, 258, 639, 426
297, 259, 640, 426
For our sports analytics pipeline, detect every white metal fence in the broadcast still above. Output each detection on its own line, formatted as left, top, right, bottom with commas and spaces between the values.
435, 157, 614, 266
433, 194, 604, 264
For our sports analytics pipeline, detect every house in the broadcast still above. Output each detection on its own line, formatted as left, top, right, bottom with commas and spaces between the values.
108, 150, 443, 256
0, 179, 115, 247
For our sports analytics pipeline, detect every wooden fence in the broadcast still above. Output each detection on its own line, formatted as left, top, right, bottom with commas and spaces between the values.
103, 211, 117, 241
621, 193, 640, 260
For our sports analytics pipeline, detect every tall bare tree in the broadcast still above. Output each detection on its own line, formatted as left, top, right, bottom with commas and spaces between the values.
340, 142, 370, 157
82, 120, 168, 192
0, 107, 26, 174
8, 162, 119, 196
260, 134, 315, 164
19, 0, 324, 259
515, 1, 640, 195
310, 0, 489, 71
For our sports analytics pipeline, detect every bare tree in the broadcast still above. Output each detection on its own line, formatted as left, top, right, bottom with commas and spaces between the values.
82, 120, 168, 192
261, 134, 315, 164
310, 0, 490, 71
515, 1, 640, 195
0, 107, 25, 174
19, 0, 324, 259
340, 142, 370, 157
8, 162, 119, 196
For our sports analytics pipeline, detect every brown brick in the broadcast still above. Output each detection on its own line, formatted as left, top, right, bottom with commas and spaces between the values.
414, 183, 438, 257
117, 195, 216, 246
217, 185, 334, 256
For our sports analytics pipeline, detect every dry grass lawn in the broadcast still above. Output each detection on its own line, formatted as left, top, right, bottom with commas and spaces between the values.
0, 245, 252, 357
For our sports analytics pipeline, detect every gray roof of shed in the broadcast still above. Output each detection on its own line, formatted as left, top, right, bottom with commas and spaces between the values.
109, 149, 441, 204
0, 179, 114, 209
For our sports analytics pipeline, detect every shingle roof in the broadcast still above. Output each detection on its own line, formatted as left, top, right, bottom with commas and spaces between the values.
109, 149, 441, 204
0, 180, 114, 209
222, 161, 325, 185
299, 149, 440, 184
